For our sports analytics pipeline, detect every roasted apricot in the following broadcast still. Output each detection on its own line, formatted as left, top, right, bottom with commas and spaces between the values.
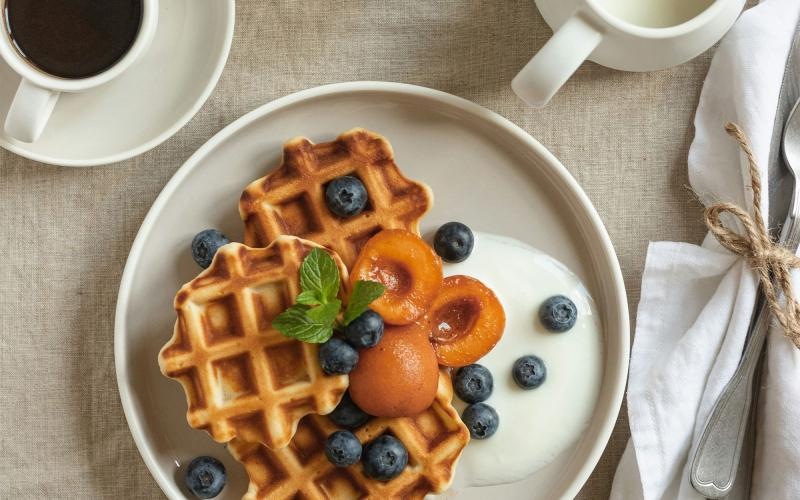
426, 275, 505, 367
349, 229, 442, 325
348, 322, 439, 417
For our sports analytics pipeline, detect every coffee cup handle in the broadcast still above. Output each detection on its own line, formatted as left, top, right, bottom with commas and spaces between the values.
512, 14, 603, 107
4, 78, 60, 143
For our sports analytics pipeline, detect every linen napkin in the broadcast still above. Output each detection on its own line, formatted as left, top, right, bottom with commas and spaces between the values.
610, 1, 800, 499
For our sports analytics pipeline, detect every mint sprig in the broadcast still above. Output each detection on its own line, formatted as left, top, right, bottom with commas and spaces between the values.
272, 248, 384, 343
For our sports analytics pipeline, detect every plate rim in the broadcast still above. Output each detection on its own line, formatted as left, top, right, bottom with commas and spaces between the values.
114, 81, 630, 499
0, 0, 235, 167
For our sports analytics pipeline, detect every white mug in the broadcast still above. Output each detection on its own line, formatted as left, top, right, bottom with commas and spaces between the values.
513, 0, 746, 107
0, 0, 158, 143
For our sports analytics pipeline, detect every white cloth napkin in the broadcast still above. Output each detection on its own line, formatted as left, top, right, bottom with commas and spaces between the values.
610, 1, 800, 499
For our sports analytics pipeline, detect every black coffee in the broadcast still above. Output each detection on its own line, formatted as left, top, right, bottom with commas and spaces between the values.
4, 0, 143, 79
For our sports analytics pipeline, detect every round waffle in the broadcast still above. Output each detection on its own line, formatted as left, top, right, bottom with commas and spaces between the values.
158, 237, 349, 449
228, 370, 470, 500
239, 128, 433, 269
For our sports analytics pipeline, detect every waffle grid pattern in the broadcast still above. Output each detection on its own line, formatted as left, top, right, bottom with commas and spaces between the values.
158, 237, 349, 449
239, 128, 433, 268
229, 372, 470, 500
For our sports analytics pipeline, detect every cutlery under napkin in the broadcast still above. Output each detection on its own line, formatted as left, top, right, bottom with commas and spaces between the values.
610, 1, 800, 499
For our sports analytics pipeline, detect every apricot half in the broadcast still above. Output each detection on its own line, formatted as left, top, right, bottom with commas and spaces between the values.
348, 322, 439, 417
426, 275, 505, 367
349, 229, 442, 325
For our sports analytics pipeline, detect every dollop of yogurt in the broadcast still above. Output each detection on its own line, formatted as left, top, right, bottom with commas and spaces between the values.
446, 233, 603, 488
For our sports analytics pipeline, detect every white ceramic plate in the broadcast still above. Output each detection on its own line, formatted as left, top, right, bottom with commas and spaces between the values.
0, 0, 234, 167
115, 82, 629, 499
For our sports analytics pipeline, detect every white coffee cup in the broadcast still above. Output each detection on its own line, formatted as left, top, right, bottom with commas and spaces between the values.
0, 0, 158, 143
513, 0, 746, 107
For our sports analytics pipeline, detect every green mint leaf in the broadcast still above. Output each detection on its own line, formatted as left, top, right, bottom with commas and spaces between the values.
307, 299, 341, 325
343, 280, 386, 325
272, 304, 334, 343
300, 248, 340, 303
273, 249, 344, 345
295, 290, 322, 306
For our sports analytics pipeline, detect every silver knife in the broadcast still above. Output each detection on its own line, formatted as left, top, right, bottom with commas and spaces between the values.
736, 17, 800, 499
691, 18, 800, 499
767, 20, 800, 234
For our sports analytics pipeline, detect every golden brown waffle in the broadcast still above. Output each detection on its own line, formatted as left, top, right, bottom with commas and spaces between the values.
228, 370, 469, 500
239, 128, 433, 269
158, 236, 349, 449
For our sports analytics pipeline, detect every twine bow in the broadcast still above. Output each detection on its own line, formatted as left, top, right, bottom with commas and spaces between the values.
704, 122, 800, 349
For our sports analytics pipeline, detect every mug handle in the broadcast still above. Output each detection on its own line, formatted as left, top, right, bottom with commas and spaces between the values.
4, 78, 60, 143
512, 14, 603, 107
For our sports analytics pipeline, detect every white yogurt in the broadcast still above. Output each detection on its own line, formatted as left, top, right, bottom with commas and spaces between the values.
445, 233, 603, 488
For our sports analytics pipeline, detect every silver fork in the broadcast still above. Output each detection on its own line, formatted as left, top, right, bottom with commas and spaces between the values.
690, 100, 800, 498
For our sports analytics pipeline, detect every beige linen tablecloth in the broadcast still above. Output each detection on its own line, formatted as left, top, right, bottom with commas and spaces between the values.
0, 1, 715, 498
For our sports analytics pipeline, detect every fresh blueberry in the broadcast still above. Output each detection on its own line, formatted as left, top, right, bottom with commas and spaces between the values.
512, 355, 547, 389
325, 430, 363, 467
453, 364, 493, 404
362, 435, 408, 481
461, 403, 499, 439
329, 392, 371, 429
184, 456, 226, 499
433, 222, 474, 263
325, 176, 368, 217
319, 338, 359, 375
191, 229, 230, 269
344, 310, 384, 348
539, 295, 578, 332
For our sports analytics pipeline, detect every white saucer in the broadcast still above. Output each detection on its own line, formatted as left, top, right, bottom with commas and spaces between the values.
0, 0, 234, 167
114, 82, 629, 499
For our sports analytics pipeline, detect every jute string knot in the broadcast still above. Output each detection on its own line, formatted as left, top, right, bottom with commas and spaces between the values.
704, 122, 800, 348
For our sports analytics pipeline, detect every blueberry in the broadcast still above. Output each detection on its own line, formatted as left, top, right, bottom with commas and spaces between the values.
453, 364, 493, 404
461, 403, 499, 440
184, 456, 226, 499
539, 295, 578, 332
191, 229, 230, 269
329, 392, 371, 429
325, 430, 363, 467
512, 355, 547, 389
433, 222, 474, 263
362, 435, 408, 481
344, 310, 384, 348
325, 176, 368, 217
319, 338, 359, 375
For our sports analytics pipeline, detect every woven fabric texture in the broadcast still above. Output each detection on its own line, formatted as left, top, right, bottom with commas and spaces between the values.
0, 0, 723, 497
